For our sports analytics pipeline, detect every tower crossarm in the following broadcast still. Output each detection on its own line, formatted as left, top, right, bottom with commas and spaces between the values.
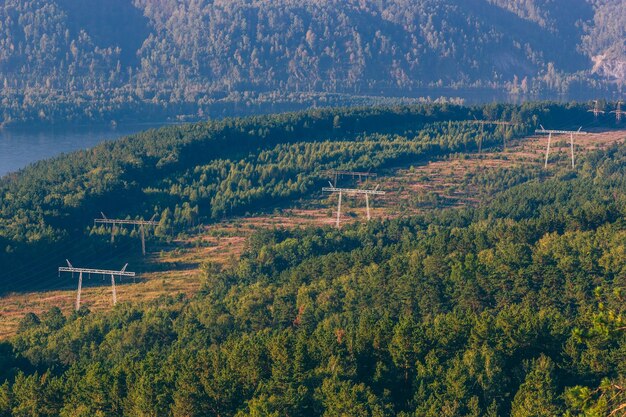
322, 187, 386, 195
469, 120, 518, 126
588, 100, 605, 115
535, 126, 589, 169
95, 214, 158, 256
59, 266, 136, 277
325, 170, 377, 177
609, 101, 625, 114
94, 219, 158, 226
535, 129, 588, 135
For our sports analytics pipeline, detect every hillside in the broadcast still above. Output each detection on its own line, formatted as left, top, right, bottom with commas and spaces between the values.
1, 120, 624, 339
0, 102, 600, 294
0, 0, 624, 125
0, 103, 625, 415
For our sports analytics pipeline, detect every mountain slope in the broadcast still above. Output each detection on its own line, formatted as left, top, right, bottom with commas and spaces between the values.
0, 109, 625, 416
0, 0, 622, 95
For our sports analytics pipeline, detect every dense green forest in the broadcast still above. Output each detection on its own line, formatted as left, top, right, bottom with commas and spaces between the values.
0, 0, 624, 125
0, 102, 598, 292
0, 102, 625, 415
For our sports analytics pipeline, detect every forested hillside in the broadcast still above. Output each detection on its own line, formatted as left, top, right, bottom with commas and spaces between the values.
0, 103, 625, 415
0, 102, 598, 293
0, 0, 624, 125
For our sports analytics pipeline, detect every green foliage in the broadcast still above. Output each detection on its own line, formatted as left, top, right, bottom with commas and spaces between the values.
16, 314, 40, 335
0, 0, 623, 126
317, 378, 388, 417
510, 356, 561, 417
0, 102, 625, 415
1, 102, 547, 291
0, 382, 10, 417
40, 308, 65, 332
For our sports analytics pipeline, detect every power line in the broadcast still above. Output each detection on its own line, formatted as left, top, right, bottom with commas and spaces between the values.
58, 260, 135, 310
1, 232, 138, 293
535, 126, 588, 169
468, 119, 519, 152
610, 101, 625, 124
322, 182, 386, 228
95, 213, 158, 256
324, 170, 377, 186
588, 100, 605, 120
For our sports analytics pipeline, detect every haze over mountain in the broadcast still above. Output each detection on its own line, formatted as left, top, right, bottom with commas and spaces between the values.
0, 0, 624, 125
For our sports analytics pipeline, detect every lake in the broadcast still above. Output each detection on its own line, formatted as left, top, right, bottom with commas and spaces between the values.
0, 122, 175, 177
0, 89, 618, 177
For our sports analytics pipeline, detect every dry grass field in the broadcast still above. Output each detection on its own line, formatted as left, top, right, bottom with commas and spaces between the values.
1, 128, 624, 338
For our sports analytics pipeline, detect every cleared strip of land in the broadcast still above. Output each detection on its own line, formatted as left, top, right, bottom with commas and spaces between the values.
1, 129, 624, 338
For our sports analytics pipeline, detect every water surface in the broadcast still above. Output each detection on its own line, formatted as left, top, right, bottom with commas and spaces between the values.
0, 89, 618, 177
0, 123, 173, 177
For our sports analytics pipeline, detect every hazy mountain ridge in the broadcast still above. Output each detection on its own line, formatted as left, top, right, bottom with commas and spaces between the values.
582, 0, 626, 81
0, 0, 623, 125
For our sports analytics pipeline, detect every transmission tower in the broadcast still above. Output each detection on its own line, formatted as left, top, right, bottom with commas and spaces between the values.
535, 125, 588, 169
610, 101, 626, 124
95, 213, 158, 255
469, 119, 519, 152
59, 260, 135, 310
588, 100, 605, 120
325, 170, 377, 185
322, 182, 386, 228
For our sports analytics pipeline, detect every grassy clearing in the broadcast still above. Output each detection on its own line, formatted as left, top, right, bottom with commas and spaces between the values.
1, 129, 624, 338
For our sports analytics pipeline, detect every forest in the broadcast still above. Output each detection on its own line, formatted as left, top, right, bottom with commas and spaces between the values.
0, 101, 625, 415
0, 101, 597, 292
0, 0, 624, 125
